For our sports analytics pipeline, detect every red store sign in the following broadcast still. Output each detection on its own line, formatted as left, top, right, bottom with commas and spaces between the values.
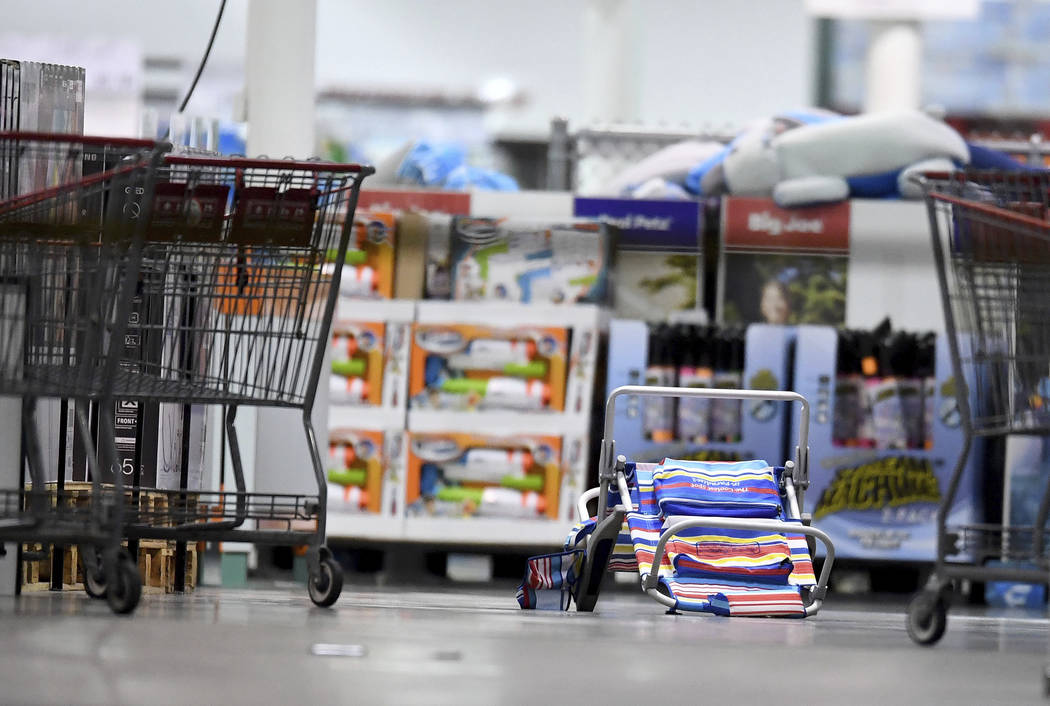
721, 197, 850, 254
358, 189, 471, 214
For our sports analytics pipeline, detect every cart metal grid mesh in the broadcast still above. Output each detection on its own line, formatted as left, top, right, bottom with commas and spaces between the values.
0, 135, 164, 399
924, 170, 1050, 437
949, 523, 1050, 565
101, 156, 370, 407
0, 487, 317, 532
123, 489, 318, 529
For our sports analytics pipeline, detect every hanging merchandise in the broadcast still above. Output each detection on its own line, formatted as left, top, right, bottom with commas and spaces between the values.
710, 330, 745, 444
605, 320, 792, 466
792, 323, 982, 560
676, 326, 713, 445
642, 325, 677, 442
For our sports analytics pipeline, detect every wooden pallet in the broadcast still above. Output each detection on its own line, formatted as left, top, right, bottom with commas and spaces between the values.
20, 543, 84, 592
21, 540, 199, 594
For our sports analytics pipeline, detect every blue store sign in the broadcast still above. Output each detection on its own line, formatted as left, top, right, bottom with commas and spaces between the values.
573, 197, 702, 252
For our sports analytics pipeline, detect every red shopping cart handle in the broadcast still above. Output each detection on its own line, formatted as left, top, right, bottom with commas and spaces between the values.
0, 131, 161, 149
165, 154, 374, 174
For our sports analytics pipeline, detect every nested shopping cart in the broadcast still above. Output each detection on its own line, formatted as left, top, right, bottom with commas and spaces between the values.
84, 152, 374, 609
911, 169, 1050, 648
0, 132, 169, 613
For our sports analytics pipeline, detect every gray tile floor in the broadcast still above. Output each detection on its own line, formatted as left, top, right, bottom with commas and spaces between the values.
2, 583, 1048, 706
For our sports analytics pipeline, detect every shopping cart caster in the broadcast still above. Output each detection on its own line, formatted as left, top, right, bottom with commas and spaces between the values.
906, 589, 948, 646
80, 546, 107, 599
308, 550, 343, 608
105, 552, 141, 615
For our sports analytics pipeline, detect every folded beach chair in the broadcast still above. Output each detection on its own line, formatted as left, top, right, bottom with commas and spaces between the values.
518, 385, 834, 617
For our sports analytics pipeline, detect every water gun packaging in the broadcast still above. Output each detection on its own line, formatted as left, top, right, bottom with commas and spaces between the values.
605, 319, 794, 465
323, 209, 397, 299
330, 299, 414, 411
448, 217, 614, 305
326, 426, 406, 517
405, 431, 577, 521
791, 324, 982, 560
408, 302, 601, 418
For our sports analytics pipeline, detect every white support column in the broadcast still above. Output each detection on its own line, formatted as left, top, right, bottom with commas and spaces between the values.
863, 20, 922, 113
583, 0, 642, 123
223, 0, 318, 579
245, 0, 316, 157
245, 0, 324, 499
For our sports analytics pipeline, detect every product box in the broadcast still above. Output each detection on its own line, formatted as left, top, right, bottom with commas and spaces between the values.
357, 189, 473, 300
791, 325, 982, 560
326, 423, 406, 518
326, 210, 397, 299
408, 302, 601, 418
574, 197, 704, 319
604, 320, 796, 466
330, 299, 414, 411
718, 197, 849, 326
405, 431, 564, 521
985, 435, 1050, 608
448, 216, 614, 305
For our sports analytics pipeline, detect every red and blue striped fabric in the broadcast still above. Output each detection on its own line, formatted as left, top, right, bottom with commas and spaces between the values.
668, 527, 794, 584
660, 577, 807, 617
516, 549, 583, 611
653, 459, 781, 518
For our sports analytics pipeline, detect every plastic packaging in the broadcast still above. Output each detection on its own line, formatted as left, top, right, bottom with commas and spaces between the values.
677, 325, 713, 444
643, 325, 676, 442
331, 334, 359, 361
328, 442, 357, 469
437, 486, 546, 518
710, 331, 744, 443
440, 377, 550, 410
339, 264, 377, 297
331, 358, 367, 378
327, 468, 367, 486
832, 331, 865, 446
330, 375, 369, 403
326, 248, 369, 266
440, 448, 533, 482
329, 483, 368, 511
446, 339, 537, 371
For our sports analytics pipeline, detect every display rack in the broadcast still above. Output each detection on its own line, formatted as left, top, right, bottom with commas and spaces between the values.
546, 118, 735, 194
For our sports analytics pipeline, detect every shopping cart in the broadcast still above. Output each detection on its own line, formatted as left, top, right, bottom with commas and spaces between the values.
80, 152, 374, 608
519, 386, 835, 616
910, 170, 1050, 648
0, 132, 169, 613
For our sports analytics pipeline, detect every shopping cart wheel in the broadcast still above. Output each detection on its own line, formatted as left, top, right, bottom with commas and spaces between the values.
106, 552, 142, 615
81, 547, 107, 599
906, 591, 948, 646
308, 555, 344, 608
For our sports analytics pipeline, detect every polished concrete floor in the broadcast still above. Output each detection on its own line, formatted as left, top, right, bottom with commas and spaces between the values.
2, 581, 1049, 706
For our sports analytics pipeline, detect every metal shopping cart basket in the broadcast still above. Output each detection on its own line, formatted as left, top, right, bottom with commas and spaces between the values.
910, 170, 1050, 648
0, 132, 169, 613
518, 386, 835, 617
85, 152, 374, 609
